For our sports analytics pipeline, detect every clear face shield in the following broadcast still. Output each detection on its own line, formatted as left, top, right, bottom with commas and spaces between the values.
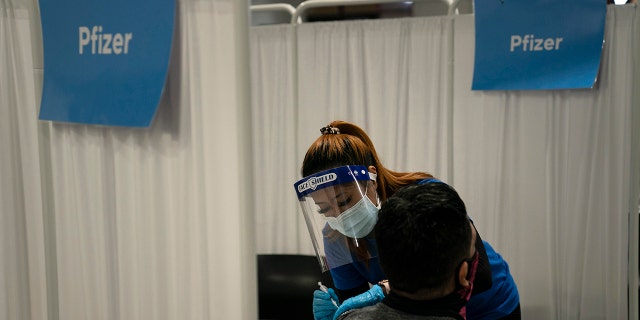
294, 165, 380, 272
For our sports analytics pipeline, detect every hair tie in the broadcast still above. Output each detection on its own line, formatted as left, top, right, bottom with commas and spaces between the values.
320, 125, 340, 135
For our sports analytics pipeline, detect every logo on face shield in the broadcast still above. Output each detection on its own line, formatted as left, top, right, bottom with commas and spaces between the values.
298, 173, 337, 193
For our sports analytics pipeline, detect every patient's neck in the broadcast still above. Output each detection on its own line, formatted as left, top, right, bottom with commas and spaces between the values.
390, 279, 455, 301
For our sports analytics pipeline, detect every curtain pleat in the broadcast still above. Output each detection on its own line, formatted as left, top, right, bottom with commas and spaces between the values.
250, 24, 308, 253
0, 4, 47, 320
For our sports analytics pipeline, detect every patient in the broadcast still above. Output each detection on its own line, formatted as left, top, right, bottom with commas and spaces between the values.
337, 181, 477, 320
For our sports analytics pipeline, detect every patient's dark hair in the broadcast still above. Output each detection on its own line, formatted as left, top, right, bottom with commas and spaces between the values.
375, 182, 471, 293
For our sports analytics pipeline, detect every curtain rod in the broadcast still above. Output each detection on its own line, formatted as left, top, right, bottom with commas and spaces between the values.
250, 3, 297, 15
291, 0, 462, 24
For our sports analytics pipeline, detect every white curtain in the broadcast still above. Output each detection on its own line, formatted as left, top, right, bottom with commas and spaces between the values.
0, 2, 48, 319
1, 0, 256, 319
452, 6, 640, 319
251, 17, 452, 254
250, 24, 307, 254
249, 16, 455, 256
250, 5, 640, 320
296, 17, 454, 179
44, 1, 255, 318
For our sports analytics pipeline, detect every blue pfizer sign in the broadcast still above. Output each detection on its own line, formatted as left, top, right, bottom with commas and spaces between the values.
38, 0, 175, 127
472, 0, 605, 91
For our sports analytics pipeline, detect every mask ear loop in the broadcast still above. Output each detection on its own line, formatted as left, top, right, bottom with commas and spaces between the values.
367, 172, 381, 208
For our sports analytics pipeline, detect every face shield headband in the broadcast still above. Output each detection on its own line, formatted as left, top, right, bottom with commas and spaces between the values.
294, 165, 380, 272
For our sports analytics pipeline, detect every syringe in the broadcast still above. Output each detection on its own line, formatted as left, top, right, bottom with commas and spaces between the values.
318, 281, 339, 307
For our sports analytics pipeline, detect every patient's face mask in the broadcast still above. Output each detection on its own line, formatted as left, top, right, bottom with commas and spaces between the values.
294, 165, 380, 272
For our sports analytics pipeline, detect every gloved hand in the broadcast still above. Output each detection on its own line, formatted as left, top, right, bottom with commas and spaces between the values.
332, 284, 385, 320
313, 288, 340, 320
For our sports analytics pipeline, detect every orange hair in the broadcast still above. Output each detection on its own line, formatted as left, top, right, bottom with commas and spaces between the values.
302, 120, 434, 201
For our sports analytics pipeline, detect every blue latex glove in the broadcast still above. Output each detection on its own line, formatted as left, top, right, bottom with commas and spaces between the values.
332, 284, 385, 320
313, 288, 340, 320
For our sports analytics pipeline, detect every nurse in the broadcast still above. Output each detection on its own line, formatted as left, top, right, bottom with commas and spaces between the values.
293, 120, 520, 320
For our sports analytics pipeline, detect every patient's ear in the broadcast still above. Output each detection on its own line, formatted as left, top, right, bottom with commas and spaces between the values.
457, 261, 471, 288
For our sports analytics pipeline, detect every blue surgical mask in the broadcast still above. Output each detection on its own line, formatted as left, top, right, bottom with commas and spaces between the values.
325, 189, 380, 238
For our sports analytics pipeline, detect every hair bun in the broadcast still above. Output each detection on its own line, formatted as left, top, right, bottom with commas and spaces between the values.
320, 125, 340, 135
